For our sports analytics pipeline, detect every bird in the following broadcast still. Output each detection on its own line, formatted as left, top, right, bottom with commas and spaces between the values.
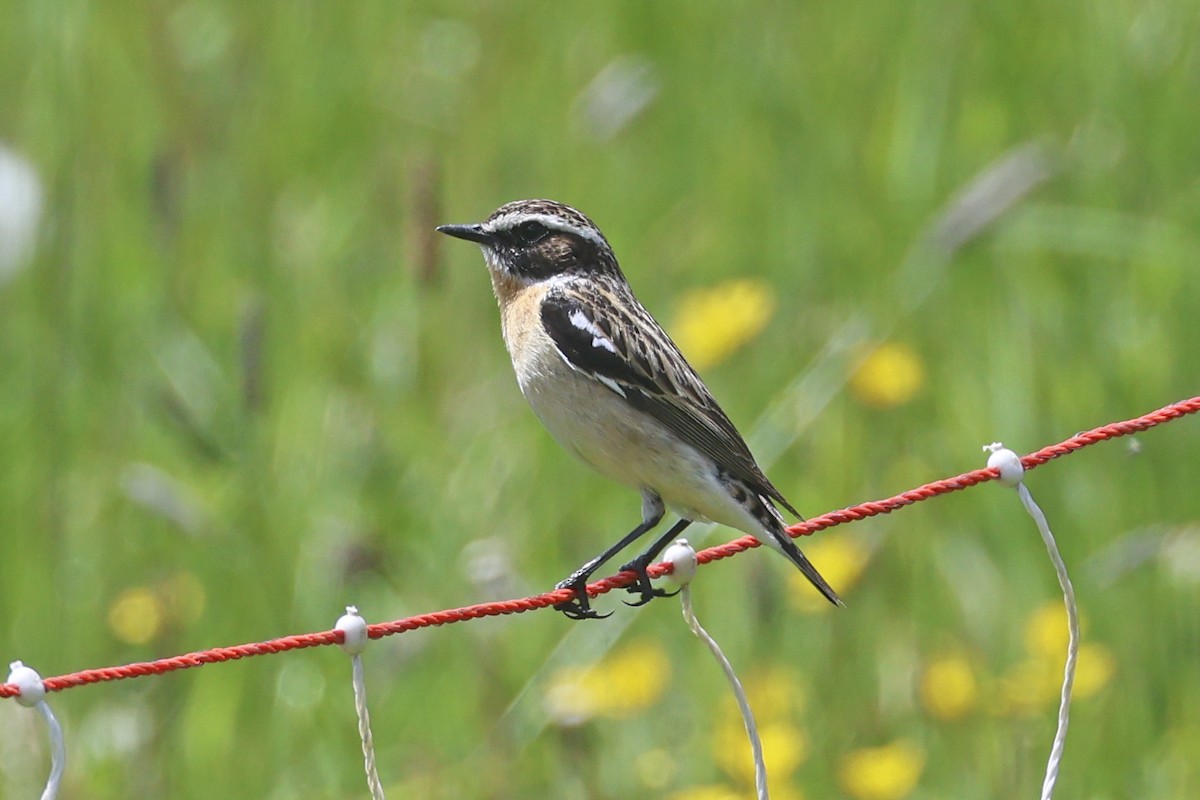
437, 199, 841, 619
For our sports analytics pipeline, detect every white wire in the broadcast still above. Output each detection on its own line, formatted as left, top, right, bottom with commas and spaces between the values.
36, 700, 65, 800
350, 653, 386, 800
984, 444, 1078, 800
671, 540, 768, 800
6, 661, 65, 800
1018, 482, 1078, 800
337, 607, 386, 800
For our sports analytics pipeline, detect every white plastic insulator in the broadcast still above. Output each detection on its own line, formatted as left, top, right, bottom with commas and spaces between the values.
7, 661, 46, 708
336, 606, 369, 656
984, 442, 1025, 487
662, 538, 698, 586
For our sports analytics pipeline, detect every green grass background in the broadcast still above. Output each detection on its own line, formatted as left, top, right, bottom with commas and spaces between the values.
2, 2, 1199, 797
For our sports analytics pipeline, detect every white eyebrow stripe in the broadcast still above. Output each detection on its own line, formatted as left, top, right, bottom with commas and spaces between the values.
483, 212, 608, 250
567, 308, 618, 354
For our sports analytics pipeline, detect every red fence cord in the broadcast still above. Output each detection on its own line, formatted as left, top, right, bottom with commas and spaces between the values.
3, 395, 1198, 699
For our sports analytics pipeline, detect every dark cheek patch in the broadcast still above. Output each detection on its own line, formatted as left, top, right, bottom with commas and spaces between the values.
508, 237, 577, 280
512, 250, 557, 279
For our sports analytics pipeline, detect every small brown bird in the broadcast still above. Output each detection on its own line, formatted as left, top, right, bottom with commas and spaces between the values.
439, 199, 841, 618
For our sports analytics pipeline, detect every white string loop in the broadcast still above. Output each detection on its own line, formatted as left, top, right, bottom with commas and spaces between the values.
984, 443, 1078, 800
336, 607, 385, 800
664, 539, 769, 800
7, 661, 65, 800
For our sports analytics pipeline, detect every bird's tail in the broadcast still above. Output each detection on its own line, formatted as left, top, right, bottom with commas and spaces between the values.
767, 526, 844, 607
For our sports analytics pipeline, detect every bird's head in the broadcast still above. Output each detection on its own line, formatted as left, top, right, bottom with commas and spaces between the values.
438, 199, 622, 289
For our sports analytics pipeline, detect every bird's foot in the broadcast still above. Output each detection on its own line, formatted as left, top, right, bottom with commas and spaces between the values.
553, 575, 611, 620
619, 556, 679, 607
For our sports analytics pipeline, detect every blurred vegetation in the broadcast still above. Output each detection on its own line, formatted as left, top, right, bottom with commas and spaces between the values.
1, 2, 1199, 798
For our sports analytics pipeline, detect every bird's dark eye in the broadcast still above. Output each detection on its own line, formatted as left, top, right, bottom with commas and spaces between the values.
515, 220, 549, 244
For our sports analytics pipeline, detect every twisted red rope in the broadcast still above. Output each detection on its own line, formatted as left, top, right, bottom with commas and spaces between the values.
4, 395, 1198, 699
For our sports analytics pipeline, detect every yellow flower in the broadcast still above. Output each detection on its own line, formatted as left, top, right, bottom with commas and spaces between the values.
838, 740, 926, 800
671, 279, 777, 369
919, 652, 979, 721
995, 604, 1116, 715
788, 535, 871, 613
850, 342, 925, 408
714, 719, 809, 785
1073, 643, 1116, 698
1024, 602, 1076, 659
1022, 602, 1114, 697
108, 587, 164, 645
544, 639, 670, 724
107, 574, 207, 645
711, 667, 810, 788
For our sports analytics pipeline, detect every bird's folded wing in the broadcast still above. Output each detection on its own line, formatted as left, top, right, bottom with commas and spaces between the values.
540, 289, 798, 517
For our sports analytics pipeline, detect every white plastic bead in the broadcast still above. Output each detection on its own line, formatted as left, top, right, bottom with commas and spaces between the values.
662, 538, 698, 586
7, 661, 46, 708
336, 606, 369, 656
984, 442, 1025, 487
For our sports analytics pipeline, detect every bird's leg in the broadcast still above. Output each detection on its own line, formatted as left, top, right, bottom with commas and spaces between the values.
554, 493, 665, 620
619, 519, 692, 607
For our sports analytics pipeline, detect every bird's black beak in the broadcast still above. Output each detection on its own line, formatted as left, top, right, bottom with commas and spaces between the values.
436, 223, 492, 244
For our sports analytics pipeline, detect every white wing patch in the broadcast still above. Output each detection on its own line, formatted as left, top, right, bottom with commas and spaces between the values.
567, 308, 618, 354
558, 305, 627, 397
594, 374, 627, 398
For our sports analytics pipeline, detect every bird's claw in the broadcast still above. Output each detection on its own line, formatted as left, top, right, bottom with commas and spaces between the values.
553, 576, 612, 620
619, 559, 679, 607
